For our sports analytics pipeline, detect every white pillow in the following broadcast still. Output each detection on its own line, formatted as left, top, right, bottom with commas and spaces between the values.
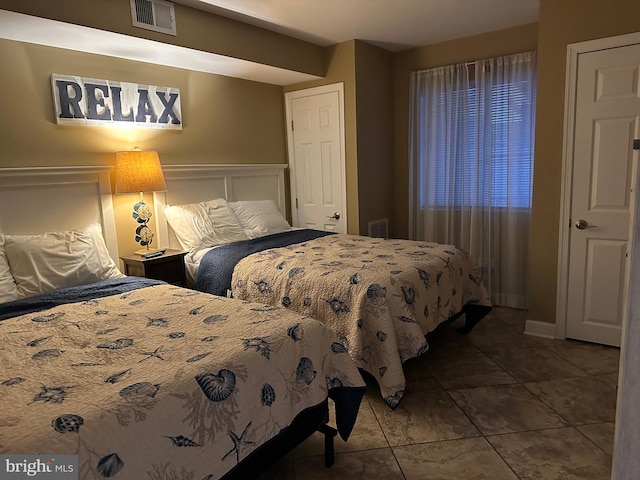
164, 198, 248, 251
0, 234, 19, 303
228, 200, 291, 239
4, 224, 124, 298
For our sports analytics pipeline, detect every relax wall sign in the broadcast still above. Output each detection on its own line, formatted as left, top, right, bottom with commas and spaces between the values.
51, 74, 182, 130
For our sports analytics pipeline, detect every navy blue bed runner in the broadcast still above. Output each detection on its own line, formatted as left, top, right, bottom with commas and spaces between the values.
0, 277, 165, 321
195, 229, 334, 296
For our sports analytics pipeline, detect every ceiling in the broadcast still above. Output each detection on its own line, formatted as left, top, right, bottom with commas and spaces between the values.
0, 0, 539, 86
174, 0, 540, 52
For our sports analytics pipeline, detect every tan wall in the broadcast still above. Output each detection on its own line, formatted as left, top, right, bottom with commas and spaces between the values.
0, 39, 287, 256
354, 41, 394, 235
530, 0, 640, 324
284, 41, 360, 234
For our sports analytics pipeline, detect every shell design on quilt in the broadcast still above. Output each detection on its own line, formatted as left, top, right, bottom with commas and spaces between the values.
401, 286, 416, 305
243, 337, 272, 358
52, 414, 84, 433
104, 369, 131, 384
288, 267, 304, 278
165, 435, 200, 447
186, 353, 211, 363
366, 284, 386, 300
119, 382, 160, 400
349, 273, 360, 285
282, 296, 292, 307
325, 298, 350, 315
326, 377, 343, 389
254, 280, 272, 294
97, 338, 134, 350
147, 317, 169, 327
33, 385, 74, 404
2, 377, 25, 386
96, 453, 124, 478
195, 370, 236, 402
26, 336, 52, 347
468, 272, 482, 286
31, 312, 65, 323
295, 357, 317, 385
203, 315, 228, 324
397, 316, 416, 323
417, 342, 429, 356
416, 268, 430, 288
260, 383, 276, 406
384, 390, 404, 410
322, 261, 343, 267
32, 349, 64, 360
330, 342, 348, 354
287, 323, 304, 342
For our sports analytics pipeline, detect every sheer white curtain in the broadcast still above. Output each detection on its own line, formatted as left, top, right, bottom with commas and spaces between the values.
409, 51, 536, 308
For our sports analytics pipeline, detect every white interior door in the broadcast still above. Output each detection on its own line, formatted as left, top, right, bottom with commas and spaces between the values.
285, 84, 346, 233
565, 43, 640, 347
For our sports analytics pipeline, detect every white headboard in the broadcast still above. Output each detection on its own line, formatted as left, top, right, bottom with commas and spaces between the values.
0, 166, 118, 262
154, 164, 287, 250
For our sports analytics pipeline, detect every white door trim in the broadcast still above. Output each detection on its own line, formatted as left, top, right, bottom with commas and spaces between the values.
284, 83, 347, 230
556, 31, 640, 340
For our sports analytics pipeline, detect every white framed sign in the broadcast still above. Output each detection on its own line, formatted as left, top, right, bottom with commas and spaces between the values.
51, 74, 182, 130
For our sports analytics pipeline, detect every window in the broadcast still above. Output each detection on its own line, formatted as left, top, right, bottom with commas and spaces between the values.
419, 77, 535, 209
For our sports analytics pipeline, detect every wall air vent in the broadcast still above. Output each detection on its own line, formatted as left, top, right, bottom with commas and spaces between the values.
130, 0, 176, 36
368, 218, 389, 239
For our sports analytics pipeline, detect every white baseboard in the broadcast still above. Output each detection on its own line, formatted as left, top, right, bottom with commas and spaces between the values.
524, 319, 557, 339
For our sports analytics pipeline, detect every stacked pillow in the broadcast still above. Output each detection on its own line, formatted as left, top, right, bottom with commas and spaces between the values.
228, 200, 292, 239
164, 198, 291, 251
0, 234, 19, 303
0, 224, 124, 302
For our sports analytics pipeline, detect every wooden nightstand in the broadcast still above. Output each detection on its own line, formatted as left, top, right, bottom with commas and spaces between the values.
120, 249, 187, 286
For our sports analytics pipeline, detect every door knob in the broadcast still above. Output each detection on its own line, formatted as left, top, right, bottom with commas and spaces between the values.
575, 219, 597, 230
327, 212, 341, 220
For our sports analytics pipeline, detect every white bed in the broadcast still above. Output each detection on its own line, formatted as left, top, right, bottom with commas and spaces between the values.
0, 166, 366, 479
151, 166, 492, 409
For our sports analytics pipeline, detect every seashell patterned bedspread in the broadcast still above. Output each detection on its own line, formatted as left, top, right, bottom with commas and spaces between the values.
231, 234, 492, 409
0, 283, 366, 479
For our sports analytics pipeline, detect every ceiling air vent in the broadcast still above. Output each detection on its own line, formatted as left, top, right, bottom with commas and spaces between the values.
130, 0, 176, 36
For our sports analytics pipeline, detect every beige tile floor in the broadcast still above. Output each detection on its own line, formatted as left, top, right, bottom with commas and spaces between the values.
257, 307, 619, 480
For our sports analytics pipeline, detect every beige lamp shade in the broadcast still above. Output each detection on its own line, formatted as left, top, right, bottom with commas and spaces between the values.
115, 149, 167, 193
